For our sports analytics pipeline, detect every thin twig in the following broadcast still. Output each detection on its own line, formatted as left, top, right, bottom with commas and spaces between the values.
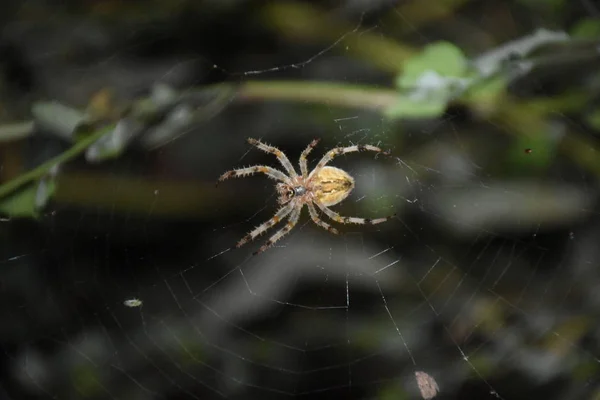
0, 126, 113, 198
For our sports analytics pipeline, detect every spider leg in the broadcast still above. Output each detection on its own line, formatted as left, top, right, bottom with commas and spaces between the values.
247, 138, 298, 178
299, 138, 320, 177
308, 144, 390, 179
236, 201, 295, 248
307, 202, 339, 234
216, 165, 292, 187
253, 204, 302, 255
314, 201, 395, 225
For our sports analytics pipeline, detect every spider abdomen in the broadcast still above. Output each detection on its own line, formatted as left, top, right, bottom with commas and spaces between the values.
312, 166, 355, 207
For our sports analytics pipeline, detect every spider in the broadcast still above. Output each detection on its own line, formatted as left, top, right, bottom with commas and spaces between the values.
217, 138, 395, 255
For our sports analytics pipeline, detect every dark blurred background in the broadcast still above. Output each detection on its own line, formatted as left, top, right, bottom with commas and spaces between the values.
1, 0, 600, 399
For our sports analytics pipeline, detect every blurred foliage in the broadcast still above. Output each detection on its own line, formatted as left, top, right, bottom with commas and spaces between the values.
1, 1, 600, 399
1, 0, 599, 220
571, 18, 600, 38
0, 178, 54, 218
387, 41, 469, 119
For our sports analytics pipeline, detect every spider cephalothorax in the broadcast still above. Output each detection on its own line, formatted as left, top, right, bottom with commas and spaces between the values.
217, 138, 394, 255
275, 182, 306, 205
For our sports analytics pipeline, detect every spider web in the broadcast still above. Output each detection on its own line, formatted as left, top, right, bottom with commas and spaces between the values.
1, 1, 599, 400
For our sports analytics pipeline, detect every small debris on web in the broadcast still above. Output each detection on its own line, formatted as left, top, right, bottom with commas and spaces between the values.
415, 371, 439, 400
124, 298, 143, 308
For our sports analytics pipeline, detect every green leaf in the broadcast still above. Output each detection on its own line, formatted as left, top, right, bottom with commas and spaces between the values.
388, 42, 471, 120
585, 108, 600, 130
507, 133, 555, 174
463, 75, 507, 113
71, 364, 103, 397
85, 120, 140, 162
384, 96, 447, 119
465, 76, 506, 100
377, 382, 410, 400
571, 18, 600, 38
397, 41, 468, 89
0, 178, 56, 219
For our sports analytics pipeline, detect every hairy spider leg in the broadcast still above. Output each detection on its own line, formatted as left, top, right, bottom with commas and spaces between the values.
299, 138, 320, 177
314, 200, 395, 225
253, 204, 302, 255
307, 202, 339, 234
247, 138, 298, 178
216, 165, 292, 187
237, 202, 295, 248
308, 144, 390, 180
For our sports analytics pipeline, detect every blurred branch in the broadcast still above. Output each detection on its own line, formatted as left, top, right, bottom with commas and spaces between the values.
55, 171, 228, 218
473, 28, 569, 77
389, 0, 472, 35
231, 81, 398, 110
0, 121, 35, 142
0, 126, 111, 199
261, 2, 414, 74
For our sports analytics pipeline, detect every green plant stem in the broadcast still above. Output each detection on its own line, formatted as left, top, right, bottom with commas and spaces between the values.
234, 81, 399, 110
0, 126, 111, 198
0, 121, 35, 142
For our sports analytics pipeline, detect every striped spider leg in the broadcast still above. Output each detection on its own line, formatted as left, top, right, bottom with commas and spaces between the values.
217, 137, 300, 186
308, 143, 390, 180
252, 202, 302, 255
314, 199, 394, 226
247, 138, 298, 178
216, 165, 291, 187
236, 200, 296, 251
299, 138, 321, 177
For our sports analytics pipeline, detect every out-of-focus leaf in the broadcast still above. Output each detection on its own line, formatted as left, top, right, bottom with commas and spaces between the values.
508, 132, 556, 173
397, 41, 469, 89
142, 104, 194, 149
85, 119, 142, 163
384, 96, 447, 119
0, 185, 38, 218
377, 381, 410, 400
463, 76, 507, 115
515, 0, 568, 15
32, 101, 86, 141
0, 122, 35, 143
571, 18, 600, 38
388, 42, 471, 119
71, 364, 103, 397
465, 76, 506, 101
585, 108, 600, 131
472, 28, 569, 78
35, 178, 56, 209
584, 103, 600, 127
0, 177, 56, 219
